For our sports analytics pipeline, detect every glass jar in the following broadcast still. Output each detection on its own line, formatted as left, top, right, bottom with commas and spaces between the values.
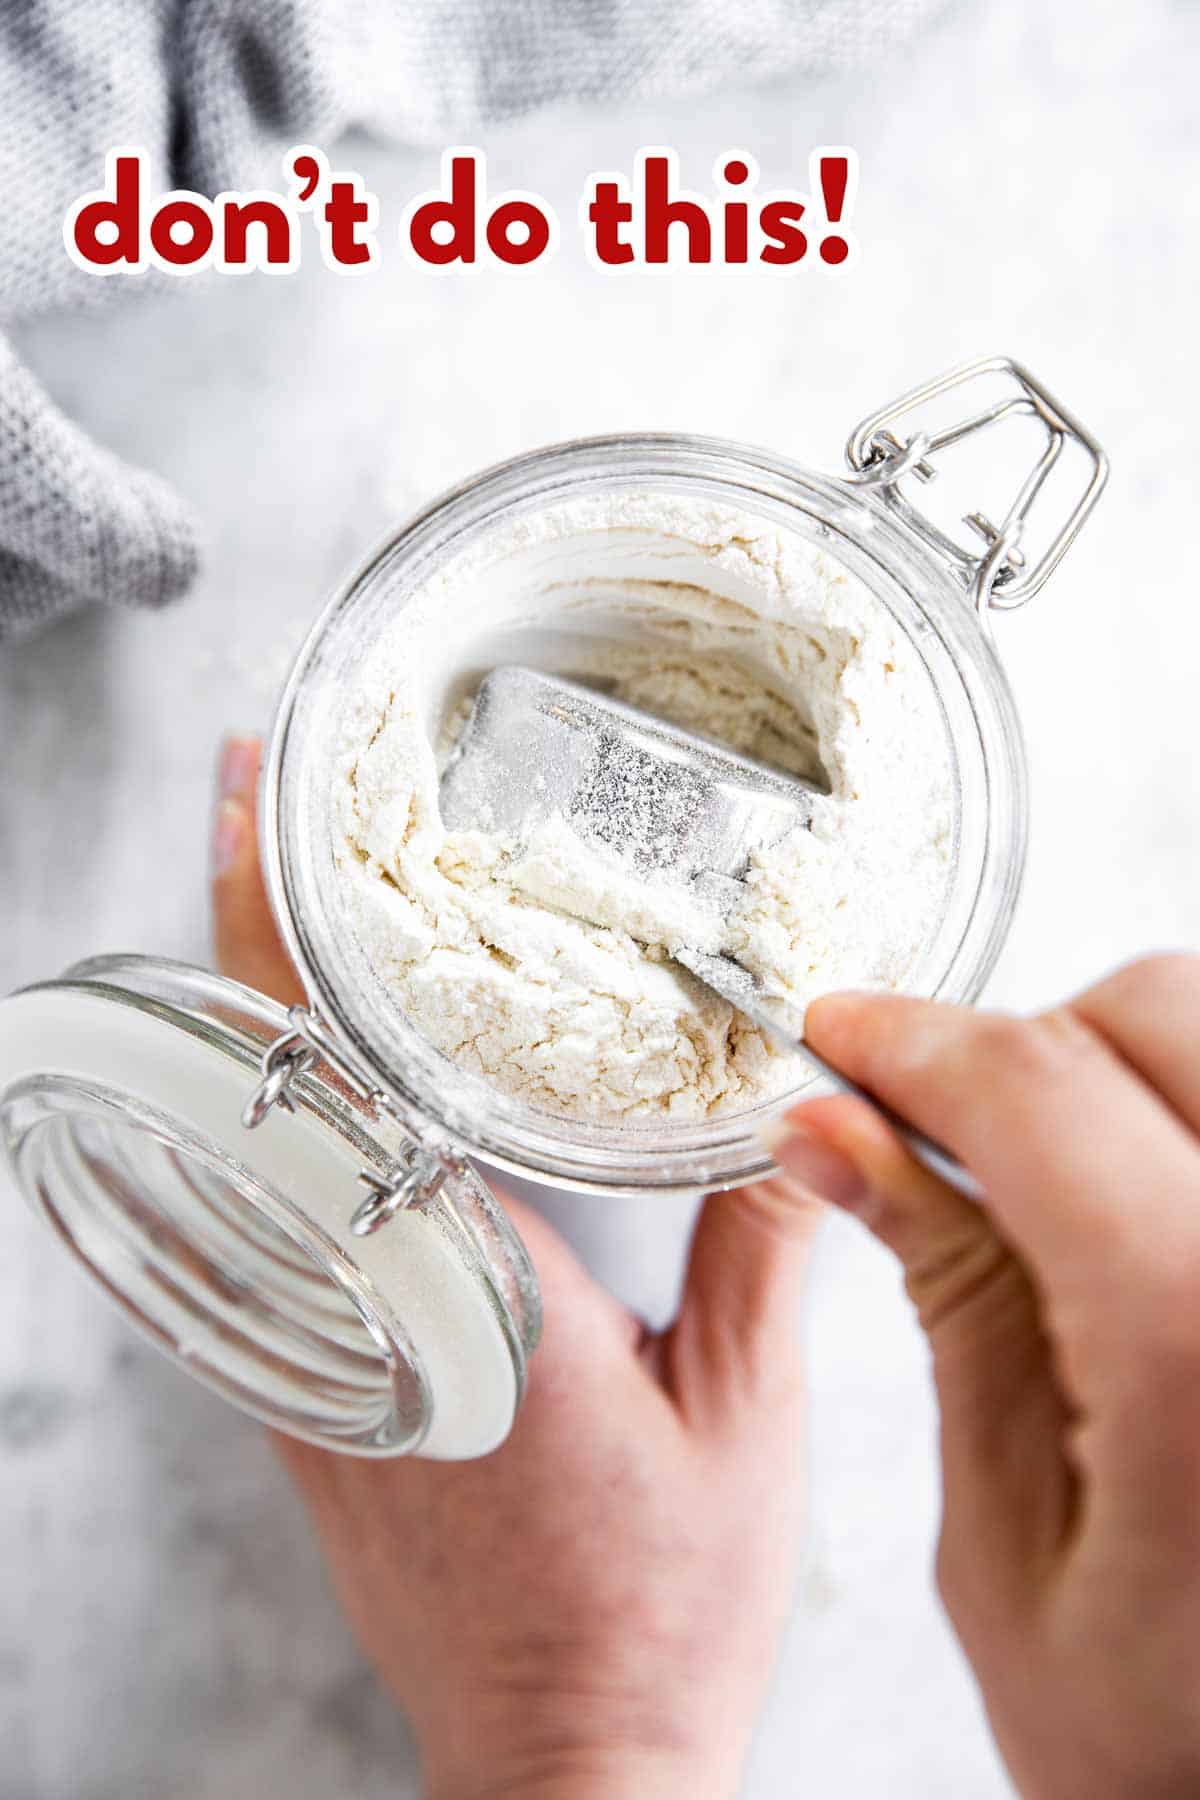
0, 356, 1107, 1457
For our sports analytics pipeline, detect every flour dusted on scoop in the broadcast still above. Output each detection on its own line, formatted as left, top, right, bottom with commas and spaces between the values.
332, 491, 955, 1121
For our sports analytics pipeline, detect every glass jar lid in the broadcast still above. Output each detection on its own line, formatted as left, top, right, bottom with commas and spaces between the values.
0, 954, 540, 1458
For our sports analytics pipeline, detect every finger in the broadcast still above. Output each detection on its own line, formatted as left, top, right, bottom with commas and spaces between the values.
494, 1186, 647, 1363
661, 1157, 827, 1430
1068, 953, 1200, 1136
787, 1097, 1074, 1609
211, 735, 304, 1006
804, 991, 1200, 1282
782, 1096, 1002, 1312
274, 1191, 653, 1520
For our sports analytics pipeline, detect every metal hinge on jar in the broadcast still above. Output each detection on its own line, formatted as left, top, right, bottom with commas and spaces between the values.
242, 1004, 464, 1237
844, 355, 1109, 614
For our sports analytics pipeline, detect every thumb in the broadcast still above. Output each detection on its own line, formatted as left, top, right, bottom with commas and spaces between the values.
211, 734, 305, 1007
662, 1155, 830, 1430
781, 1097, 1074, 1619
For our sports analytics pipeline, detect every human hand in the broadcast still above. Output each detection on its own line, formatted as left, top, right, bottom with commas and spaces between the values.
780, 962, 1200, 1798
212, 737, 830, 1800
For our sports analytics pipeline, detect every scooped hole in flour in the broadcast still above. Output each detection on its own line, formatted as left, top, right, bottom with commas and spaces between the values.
333, 495, 956, 1124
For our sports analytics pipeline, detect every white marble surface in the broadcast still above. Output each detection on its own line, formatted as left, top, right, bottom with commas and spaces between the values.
2, 0, 1199, 1793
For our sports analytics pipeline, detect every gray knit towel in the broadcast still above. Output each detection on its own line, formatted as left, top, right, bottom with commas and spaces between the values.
1, 0, 948, 642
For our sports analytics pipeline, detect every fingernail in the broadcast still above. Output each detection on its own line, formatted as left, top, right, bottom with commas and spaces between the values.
212, 797, 246, 878
769, 1130, 869, 1211
218, 736, 258, 803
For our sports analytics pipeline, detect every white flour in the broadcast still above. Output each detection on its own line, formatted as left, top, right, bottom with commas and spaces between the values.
331, 491, 955, 1121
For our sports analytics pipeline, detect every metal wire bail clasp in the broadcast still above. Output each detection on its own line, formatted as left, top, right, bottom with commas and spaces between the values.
351, 1155, 447, 1239
242, 1027, 318, 1129
845, 355, 1109, 614
242, 1004, 461, 1238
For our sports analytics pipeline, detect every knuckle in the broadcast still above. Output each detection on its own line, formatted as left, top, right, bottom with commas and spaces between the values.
904, 1227, 1015, 1337
972, 1011, 1037, 1070
885, 1006, 1096, 1117
1120, 950, 1200, 1004
969, 1009, 1080, 1081
1034, 1004, 1101, 1058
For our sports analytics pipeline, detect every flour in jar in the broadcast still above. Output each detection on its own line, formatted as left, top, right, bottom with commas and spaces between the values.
331, 490, 955, 1121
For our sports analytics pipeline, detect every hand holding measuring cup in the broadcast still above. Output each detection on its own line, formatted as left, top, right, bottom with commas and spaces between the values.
780, 963, 1200, 1799
215, 738, 1200, 1800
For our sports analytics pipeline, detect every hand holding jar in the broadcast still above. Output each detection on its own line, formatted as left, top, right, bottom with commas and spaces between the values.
215, 735, 826, 1800
216, 738, 1200, 1799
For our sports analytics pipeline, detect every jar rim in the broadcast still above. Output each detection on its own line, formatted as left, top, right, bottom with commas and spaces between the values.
263, 431, 1029, 1198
